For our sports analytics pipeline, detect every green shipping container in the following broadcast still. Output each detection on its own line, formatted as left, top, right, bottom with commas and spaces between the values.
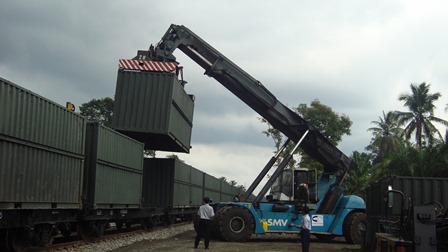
364, 176, 448, 251
204, 173, 221, 202
220, 181, 234, 202
84, 122, 144, 209
112, 69, 194, 153
191, 166, 204, 187
365, 176, 448, 217
0, 77, 85, 209
142, 158, 203, 208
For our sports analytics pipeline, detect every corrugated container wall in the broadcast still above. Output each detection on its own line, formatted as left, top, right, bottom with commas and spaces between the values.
190, 167, 205, 205
142, 158, 203, 209
220, 181, 234, 202
112, 70, 194, 153
204, 173, 221, 202
0, 77, 85, 209
84, 122, 144, 209
365, 176, 448, 217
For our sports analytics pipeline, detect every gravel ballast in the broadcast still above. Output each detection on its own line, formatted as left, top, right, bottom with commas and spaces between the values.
51, 224, 194, 252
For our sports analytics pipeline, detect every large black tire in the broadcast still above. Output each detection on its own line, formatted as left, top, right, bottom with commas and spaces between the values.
215, 206, 254, 242
343, 212, 366, 244
211, 206, 232, 240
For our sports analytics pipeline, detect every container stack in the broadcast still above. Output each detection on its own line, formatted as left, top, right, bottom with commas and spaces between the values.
0, 77, 86, 210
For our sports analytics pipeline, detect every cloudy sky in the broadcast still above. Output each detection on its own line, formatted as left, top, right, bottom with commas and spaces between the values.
1, 0, 447, 192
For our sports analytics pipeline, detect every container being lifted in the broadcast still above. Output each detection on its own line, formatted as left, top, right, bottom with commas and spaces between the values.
112, 57, 194, 153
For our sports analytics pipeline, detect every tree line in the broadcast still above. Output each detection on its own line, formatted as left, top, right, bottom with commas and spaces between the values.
348, 82, 448, 196
261, 82, 447, 197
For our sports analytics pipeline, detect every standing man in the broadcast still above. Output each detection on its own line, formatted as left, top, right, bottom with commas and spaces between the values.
195, 196, 215, 249
299, 206, 311, 252
289, 205, 312, 252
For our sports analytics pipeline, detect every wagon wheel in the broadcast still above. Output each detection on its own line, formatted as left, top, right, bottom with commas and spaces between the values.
78, 221, 106, 241
142, 217, 155, 231
32, 224, 55, 247
6, 229, 29, 252
164, 214, 175, 226
116, 221, 125, 231
59, 222, 74, 237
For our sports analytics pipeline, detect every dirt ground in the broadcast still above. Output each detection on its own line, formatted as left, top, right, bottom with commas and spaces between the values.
110, 230, 362, 252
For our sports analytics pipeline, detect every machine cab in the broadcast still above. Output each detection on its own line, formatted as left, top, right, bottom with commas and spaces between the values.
268, 168, 317, 204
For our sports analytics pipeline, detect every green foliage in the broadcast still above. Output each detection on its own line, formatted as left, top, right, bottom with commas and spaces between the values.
371, 144, 417, 178
371, 140, 448, 180
218, 177, 246, 192
367, 111, 405, 163
431, 136, 448, 177
165, 154, 184, 162
295, 99, 352, 145
260, 99, 352, 170
236, 185, 247, 192
365, 83, 448, 182
344, 151, 374, 196
80, 96, 159, 157
144, 149, 156, 157
79, 97, 114, 127
395, 82, 448, 147
260, 117, 284, 153
295, 99, 352, 169
259, 117, 297, 169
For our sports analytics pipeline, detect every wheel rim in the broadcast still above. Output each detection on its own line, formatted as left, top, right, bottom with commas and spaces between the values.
116, 221, 124, 231
229, 216, 245, 233
356, 221, 366, 235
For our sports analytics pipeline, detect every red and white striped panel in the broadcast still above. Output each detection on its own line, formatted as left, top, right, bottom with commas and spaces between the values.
118, 59, 177, 73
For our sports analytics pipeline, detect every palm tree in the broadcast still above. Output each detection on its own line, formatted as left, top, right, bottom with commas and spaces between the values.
367, 111, 404, 162
395, 82, 448, 148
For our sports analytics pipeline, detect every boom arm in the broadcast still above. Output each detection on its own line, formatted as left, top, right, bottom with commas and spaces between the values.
145, 24, 354, 175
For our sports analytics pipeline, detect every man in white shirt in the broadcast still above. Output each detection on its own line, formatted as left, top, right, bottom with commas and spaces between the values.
194, 196, 215, 249
300, 206, 311, 252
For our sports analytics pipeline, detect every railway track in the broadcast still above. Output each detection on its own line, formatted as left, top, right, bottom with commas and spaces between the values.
11, 222, 193, 252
